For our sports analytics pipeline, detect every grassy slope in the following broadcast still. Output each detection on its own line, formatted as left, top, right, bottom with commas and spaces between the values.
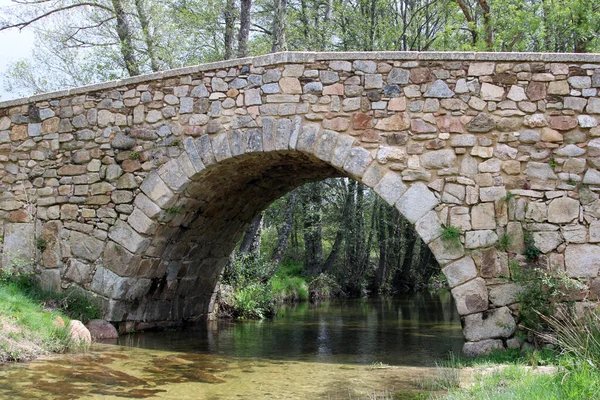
0, 281, 72, 362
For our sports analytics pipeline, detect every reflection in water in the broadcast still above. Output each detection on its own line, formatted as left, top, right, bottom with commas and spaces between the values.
0, 292, 463, 399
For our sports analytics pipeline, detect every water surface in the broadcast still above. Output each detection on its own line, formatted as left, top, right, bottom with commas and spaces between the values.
0, 292, 463, 399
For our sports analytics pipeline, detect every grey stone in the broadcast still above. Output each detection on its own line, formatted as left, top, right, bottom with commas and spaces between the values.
548, 197, 580, 223
465, 230, 498, 249
424, 80, 455, 98
108, 220, 150, 255
111, 133, 135, 150
463, 307, 516, 341
395, 182, 439, 224
420, 149, 456, 169
565, 244, 600, 277
466, 113, 496, 133
343, 147, 372, 178
463, 339, 503, 357
442, 257, 477, 288
70, 230, 104, 262
414, 211, 443, 244
353, 60, 377, 73
1, 223, 35, 269
374, 171, 407, 205
451, 277, 488, 315
489, 284, 523, 306
140, 172, 176, 209
525, 162, 558, 180
387, 68, 410, 84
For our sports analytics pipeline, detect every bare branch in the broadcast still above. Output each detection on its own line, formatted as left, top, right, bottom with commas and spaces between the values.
1, 2, 115, 32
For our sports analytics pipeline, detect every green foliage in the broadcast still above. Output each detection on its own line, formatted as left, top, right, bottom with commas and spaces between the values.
232, 283, 275, 319
128, 151, 140, 160
441, 225, 461, 248
510, 261, 582, 331
308, 273, 344, 300
36, 238, 47, 251
523, 231, 541, 261
548, 158, 557, 170
540, 307, 600, 369
504, 192, 516, 202
165, 206, 185, 215
496, 233, 512, 252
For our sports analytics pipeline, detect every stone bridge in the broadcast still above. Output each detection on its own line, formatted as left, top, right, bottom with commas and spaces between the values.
1, 51, 600, 355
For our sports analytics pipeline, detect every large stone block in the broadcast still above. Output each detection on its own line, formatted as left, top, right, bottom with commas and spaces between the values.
463, 339, 503, 357
565, 244, 600, 277
414, 211, 443, 244
373, 171, 407, 206
451, 277, 489, 315
442, 257, 477, 288
140, 172, 176, 209
108, 220, 151, 255
463, 307, 516, 341
395, 182, 439, 224
69, 230, 104, 262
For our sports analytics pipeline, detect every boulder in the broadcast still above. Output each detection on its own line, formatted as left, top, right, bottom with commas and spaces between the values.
86, 319, 119, 340
68, 320, 92, 345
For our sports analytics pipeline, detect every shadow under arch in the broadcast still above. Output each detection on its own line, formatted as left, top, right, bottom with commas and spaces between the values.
104, 127, 509, 353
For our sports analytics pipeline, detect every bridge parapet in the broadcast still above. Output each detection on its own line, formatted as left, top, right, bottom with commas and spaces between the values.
1, 51, 599, 355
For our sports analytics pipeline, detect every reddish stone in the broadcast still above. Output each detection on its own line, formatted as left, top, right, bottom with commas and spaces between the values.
323, 83, 344, 96
437, 116, 464, 133
10, 125, 27, 141
184, 126, 205, 137
550, 116, 578, 131
426, 139, 445, 150
57, 165, 87, 176
360, 130, 382, 143
322, 117, 349, 132
526, 81, 547, 102
86, 319, 119, 340
122, 159, 141, 173
410, 119, 437, 133
388, 97, 406, 111
41, 117, 60, 135
9, 209, 31, 222
410, 67, 432, 84
352, 113, 373, 130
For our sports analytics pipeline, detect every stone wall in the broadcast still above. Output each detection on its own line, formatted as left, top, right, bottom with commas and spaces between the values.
1, 51, 600, 355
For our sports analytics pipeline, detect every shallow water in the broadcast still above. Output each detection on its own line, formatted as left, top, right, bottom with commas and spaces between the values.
0, 292, 463, 399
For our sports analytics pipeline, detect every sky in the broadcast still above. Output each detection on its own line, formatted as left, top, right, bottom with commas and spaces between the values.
0, 0, 35, 100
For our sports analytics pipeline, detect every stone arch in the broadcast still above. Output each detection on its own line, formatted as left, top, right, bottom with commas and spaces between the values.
5, 52, 600, 355
99, 122, 512, 355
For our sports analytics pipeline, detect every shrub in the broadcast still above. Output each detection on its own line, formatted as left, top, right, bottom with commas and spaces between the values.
309, 273, 344, 300
523, 231, 541, 261
232, 283, 275, 319
441, 224, 461, 248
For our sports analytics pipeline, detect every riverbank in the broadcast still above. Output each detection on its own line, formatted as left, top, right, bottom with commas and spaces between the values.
0, 271, 98, 362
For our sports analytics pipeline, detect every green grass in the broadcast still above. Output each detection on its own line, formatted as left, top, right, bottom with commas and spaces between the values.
0, 271, 100, 362
0, 280, 71, 362
435, 364, 600, 400
270, 261, 309, 302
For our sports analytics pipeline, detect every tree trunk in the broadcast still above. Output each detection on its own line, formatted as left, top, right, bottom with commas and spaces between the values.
302, 183, 323, 275
111, 0, 140, 76
323, 182, 353, 272
134, 0, 159, 72
237, 0, 252, 58
271, 191, 298, 264
239, 213, 263, 255
271, 0, 287, 52
224, 0, 236, 59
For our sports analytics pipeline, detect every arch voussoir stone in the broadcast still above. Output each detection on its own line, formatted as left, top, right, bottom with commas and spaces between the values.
2, 51, 600, 355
